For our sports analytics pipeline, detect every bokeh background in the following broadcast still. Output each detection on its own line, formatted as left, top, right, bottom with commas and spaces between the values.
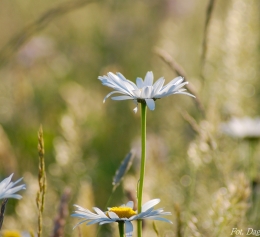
0, 0, 260, 236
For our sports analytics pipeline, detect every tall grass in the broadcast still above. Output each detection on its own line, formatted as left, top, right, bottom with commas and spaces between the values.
0, 0, 259, 236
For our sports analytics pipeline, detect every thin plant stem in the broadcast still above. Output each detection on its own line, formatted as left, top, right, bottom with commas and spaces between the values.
118, 222, 125, 237
201, 0, 216, 70
29, 230, 35, 237
0, 0, 95, 67
248, 139, 257, 180
0, 199, 8, 230
51, 188, 71, 237
96, 191, 114, 237
247, 139, 259, 224
36, 125, 47, 237
137, 102, 147, 237
154, 47, 205, 117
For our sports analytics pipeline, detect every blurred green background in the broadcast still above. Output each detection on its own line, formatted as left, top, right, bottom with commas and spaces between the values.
0, 0, 260, 236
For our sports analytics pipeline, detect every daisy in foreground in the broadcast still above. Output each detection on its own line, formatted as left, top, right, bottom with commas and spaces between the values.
71, 199, 172, 237
98, 71, 195, 112
0, 173, 26, 200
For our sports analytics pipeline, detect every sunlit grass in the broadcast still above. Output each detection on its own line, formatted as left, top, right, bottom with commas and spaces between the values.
0, 0, 259, 236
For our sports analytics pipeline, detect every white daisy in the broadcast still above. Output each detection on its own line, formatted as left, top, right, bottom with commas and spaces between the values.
0, 174, 26, 200
72, 198, 172, 237
98, 71, 195, 112
221, 117, 260, 139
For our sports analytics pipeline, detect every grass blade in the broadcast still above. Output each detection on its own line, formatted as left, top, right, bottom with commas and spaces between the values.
112, 152, 135, 192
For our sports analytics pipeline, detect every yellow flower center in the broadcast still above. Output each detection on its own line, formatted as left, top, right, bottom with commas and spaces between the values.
3, 230, 22, 237
108, 206, 137, 218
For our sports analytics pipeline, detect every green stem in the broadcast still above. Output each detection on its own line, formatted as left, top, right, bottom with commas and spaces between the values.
118, 222, 125, 237
96, 192, 114, 237
247, 139, 259, 224
137, 102, 147, 237
248, 139, 257, 180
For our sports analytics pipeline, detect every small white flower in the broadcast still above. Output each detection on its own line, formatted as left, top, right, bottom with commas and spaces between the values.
0, 174, 26, 200
98, 71, 195, 112
221, 117, 260, 139
72, 199, 172, 237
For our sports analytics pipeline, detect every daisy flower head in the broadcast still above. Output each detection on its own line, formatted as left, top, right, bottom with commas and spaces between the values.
0, 173, 26, 200
221, 117, 260, 139
72, 199, 172, 237
98, 71, 195, 113
2, 230, 22, 237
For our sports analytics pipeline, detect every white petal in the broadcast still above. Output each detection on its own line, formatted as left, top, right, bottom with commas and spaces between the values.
73, 219, 89, 229
160, 91, 195, 98
171, 81, 188, 91
5, 185, 26, 195
116, 72, 127, 81
157, 81, 189, 98
126, 201, 134, 209
145, 99, 155, 111
107, 72, 120, 80
97, 75, 108, 82
107, 72, 136, 95
177, 88, 187, 92
142, 199, 160, 212
126, 79, 139, 91
0, 174, 13, 190
103, 91, 127, 103
129, 215, 138, 221
93, 207, 108, 218
73, 204, 93, 213
175, 92, 196, 98
87, 219, 105, 225
132, 89, 141, 98
134, 210, 152, 219
4, 194, 22, 199
152, 77, 165, 96
108, 211, 119, 219
141, 86, 153, 98
99, 220, 116, 225
170, 76, 184, 86
144, 216, 173, 223
0, 174, 25, 200
144, 71, 154, 86
7, 177, 23, 189
116, 72, 139, 91
136, 77, 144, 88
148, 208, 164, 215
160, 211, 172, 215
125, 221, 134, 237
111, 96, 134, 101
159, 77, 184, 94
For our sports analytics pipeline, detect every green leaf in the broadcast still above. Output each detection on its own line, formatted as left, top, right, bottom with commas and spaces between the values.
112, 152, 135, 191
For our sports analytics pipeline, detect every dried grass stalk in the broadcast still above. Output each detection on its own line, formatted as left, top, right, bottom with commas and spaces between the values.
174, 203, 183, 237
201, 0, 216, 68
152, 221, 160, 237
51, 188, 71, 237
0, 0, 95, 67
154, 47, 205, 116
36, 125, 47, 237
